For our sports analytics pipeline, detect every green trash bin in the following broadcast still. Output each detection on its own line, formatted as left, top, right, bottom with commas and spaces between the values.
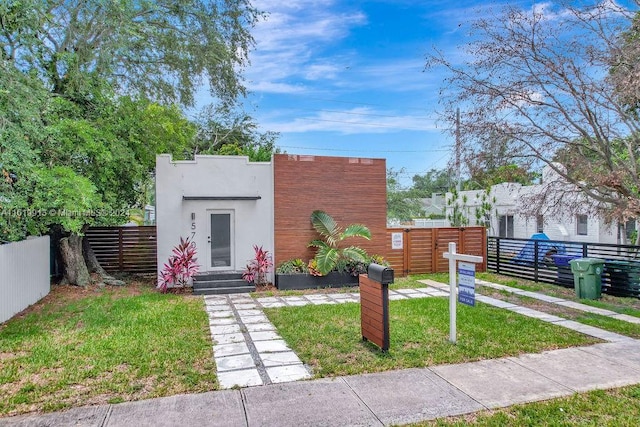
569, 258, 605, 299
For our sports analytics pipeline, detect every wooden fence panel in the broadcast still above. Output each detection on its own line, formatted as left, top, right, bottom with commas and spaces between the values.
409, 229, 435, 275
384, 227, 487, 276
85, 226, 157, 274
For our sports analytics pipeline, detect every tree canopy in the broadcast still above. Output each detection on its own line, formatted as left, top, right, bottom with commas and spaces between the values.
427, 2, 640, 224
0, 0, 264, 285
1, 0, 259, 105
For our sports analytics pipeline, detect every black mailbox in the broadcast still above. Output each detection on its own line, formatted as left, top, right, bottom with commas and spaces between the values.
368, 263, 394, 285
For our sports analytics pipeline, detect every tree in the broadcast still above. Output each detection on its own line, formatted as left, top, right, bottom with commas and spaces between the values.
411, 168, 451, 197
386, 168, 425, 221
0, 0, 258, 105
1, 1, 258, 285
192, 102, 280, 161
426, 2, 640, 226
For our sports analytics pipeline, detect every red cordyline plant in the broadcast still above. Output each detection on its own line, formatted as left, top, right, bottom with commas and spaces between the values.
158, 237, 199, 293
242, 245, 273, 286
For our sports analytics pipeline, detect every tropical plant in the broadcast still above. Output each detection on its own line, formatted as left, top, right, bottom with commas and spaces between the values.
158, 237, 199, 293
242, 245, 273, 286
275, 259, 308, 274
308, 210, 371, 276
339, 254, 391, 276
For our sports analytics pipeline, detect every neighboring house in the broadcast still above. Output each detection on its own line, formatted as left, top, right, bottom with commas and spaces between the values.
419, 193, 446, 218
156, 154, 387, 280
445, 165, 635, 244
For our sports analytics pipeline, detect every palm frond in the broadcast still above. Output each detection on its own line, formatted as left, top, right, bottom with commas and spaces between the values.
307, 239, 329, 249
310, 210, 340, 247
341, 246, 368, 263
342, 224, 371, 240
315, 246, 339, 275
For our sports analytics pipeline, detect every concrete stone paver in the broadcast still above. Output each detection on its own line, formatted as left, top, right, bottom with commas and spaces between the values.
217, 369, 263, 389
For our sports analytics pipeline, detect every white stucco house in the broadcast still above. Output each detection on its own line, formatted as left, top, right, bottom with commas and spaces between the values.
445, 165, 636, 244
156, 154, 274, 276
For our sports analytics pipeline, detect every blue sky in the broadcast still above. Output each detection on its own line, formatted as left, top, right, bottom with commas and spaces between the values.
211, 1, 540, 187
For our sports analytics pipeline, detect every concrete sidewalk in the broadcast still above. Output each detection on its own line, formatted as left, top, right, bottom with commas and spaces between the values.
2, 340, 640, 426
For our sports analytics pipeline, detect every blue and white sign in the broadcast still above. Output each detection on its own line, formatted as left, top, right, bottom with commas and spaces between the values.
458, 262, 476, 307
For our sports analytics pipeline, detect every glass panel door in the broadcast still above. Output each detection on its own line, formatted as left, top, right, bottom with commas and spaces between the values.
209, 212, 233, 270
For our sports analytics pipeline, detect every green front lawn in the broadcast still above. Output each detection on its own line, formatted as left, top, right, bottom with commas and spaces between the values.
0, 283, 217, 416
265, 297, 598, 377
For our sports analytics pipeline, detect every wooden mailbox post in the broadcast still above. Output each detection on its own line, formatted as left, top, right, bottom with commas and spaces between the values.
360, 263, 394, 351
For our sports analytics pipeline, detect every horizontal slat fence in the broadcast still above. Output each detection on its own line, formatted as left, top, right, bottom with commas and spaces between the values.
386, 227, 487, 277
488, 236, 640, 298
0, 236, 50, 323
85, 226, 157, 274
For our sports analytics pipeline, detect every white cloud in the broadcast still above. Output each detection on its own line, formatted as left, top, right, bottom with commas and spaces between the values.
245, 2, 367, 93
259, 107, 438, 135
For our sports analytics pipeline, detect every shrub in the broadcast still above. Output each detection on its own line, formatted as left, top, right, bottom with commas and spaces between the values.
158, 237, 199, 293
242, 245, 273, 286
276, 258, 308, 274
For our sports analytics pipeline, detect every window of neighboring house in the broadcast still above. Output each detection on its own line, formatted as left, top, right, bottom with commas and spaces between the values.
625, 219, 637, 242
576, 215, 588, 236
536, 215, 544, 233
499, 215, 514, 238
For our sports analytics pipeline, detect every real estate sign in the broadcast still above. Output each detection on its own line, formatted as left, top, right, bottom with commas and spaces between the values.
458, 262, 475, 307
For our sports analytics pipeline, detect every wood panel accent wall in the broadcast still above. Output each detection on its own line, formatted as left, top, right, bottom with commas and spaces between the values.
273, 154, 387, 266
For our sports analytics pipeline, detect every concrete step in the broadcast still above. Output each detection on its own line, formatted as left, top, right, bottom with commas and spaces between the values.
193, 278, 249, 290
194, 285, 255, 295
194, 271, 244, 282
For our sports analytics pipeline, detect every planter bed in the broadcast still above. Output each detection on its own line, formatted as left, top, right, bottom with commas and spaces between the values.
275, 272, 359, 290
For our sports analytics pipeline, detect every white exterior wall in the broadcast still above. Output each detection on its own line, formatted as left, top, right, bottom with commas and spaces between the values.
0, 236, 50, 324
156, 155, 274, 279
445, 168, 619, 244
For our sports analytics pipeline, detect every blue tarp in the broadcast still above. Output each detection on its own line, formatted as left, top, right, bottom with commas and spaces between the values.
512, 233, 566, 265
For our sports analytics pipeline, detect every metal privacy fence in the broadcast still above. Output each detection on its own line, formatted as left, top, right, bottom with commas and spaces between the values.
85, 226, 157, 274
488, 236, 640, 298
0, 236, 50, 323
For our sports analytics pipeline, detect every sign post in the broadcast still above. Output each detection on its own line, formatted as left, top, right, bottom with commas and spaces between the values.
443, 242, 483, 344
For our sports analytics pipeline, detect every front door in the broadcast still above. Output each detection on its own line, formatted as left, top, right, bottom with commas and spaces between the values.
208, 210, 234, 271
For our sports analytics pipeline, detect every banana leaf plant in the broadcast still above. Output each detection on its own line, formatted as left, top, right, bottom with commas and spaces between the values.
308, 210, 371, 275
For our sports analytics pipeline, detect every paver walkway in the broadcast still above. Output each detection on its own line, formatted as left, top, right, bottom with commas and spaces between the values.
206, 287, 450, 388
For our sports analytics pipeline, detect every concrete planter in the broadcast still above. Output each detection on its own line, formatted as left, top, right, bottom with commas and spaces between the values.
275, 272, 359, 290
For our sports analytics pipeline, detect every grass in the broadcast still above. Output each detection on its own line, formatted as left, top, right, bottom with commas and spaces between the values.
0, 282, 217, 416
264, 297, 598, 378
415, 384, 640, 426
424, 272, 640, 338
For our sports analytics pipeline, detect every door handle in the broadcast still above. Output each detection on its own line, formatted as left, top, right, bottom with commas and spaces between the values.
207, 236, 211, 243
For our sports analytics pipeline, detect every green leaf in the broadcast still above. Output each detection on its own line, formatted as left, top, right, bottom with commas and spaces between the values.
310, 210, 340, 247
341, 224, 371, 240
314, 246, 340, 276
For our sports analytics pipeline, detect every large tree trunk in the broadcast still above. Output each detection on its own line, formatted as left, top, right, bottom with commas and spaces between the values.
83, 236, 125, 286
59, 234, 90, 286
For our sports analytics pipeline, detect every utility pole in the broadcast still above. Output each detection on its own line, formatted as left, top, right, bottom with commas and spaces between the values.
455, 108, 461, 192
